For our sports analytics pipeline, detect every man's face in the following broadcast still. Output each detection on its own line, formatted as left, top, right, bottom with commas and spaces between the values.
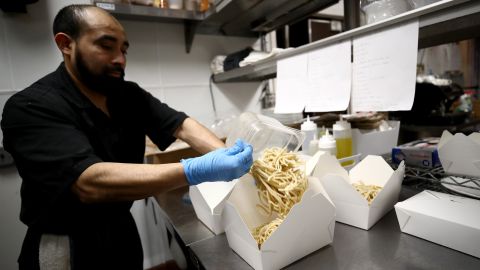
71, 8, 129, 95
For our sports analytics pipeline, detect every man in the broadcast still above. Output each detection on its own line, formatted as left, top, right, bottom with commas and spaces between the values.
0, 4, 253, 270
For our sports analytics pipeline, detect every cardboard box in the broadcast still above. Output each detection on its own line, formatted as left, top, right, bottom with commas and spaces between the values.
395, 190, 480, 258
222, 175, 335, 270
438, 130, 480, 177
189, 180, 237, 234
352, 120, 400, 159
392, 137, 441, 168
314, 154, 405, 230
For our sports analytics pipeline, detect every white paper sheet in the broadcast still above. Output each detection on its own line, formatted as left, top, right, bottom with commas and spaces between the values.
305, 40, 352, 112
275, 53, 308, 113
352, 20, 419, 112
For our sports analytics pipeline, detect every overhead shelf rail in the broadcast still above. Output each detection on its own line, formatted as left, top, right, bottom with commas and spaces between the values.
213, 0, 480, 83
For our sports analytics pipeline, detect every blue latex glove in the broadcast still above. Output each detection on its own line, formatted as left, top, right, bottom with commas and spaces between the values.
181, 139, 253, 185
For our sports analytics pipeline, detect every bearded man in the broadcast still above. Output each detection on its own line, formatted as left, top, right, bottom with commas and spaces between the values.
1, 4, 252, 269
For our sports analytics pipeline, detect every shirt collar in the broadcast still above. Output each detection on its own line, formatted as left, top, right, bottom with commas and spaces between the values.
55, 62, 95, 110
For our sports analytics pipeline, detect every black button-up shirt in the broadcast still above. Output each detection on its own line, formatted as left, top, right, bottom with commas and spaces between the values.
1, 63, 188, 268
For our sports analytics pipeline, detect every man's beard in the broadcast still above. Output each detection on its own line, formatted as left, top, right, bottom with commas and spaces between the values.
75, 49, 125, 96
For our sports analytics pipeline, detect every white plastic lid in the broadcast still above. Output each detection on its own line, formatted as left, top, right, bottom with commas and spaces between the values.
318, 129, 336, 148
333, 119, 351, 131
301, 115, 317, 131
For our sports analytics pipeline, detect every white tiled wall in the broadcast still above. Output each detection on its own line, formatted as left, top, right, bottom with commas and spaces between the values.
0, 1, 261, 269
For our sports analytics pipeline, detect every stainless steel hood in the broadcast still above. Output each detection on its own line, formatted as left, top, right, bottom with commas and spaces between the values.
198, 0, 339, 36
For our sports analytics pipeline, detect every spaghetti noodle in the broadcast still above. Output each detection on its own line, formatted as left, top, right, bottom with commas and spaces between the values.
249, 147, 308, 247
352, 182, 382, 205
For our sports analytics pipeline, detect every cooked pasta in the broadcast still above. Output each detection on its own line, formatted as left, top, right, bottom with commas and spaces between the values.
251, 218, 283, 247
352, 182, 382, 205
249, 147, 308, 247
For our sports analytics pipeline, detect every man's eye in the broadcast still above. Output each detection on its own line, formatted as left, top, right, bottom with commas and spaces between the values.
100, 44, 113, 50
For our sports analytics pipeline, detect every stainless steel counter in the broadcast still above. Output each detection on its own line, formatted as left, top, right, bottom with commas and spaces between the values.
155, 185, 214, 246
156, 185, 480, 270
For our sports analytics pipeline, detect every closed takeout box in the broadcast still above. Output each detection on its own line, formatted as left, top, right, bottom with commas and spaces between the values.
314, 154, 405, 230
438, 130, 480, 177
222, 174, 335, 270
189, 180, 237, 234
395, 190, 480, 258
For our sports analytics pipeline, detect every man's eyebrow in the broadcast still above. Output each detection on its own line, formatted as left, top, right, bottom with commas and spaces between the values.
94, 35, 129, 48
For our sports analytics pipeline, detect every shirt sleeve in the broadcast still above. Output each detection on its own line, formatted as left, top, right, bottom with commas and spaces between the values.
1, 89, 102, 210
128, 83, 188, 151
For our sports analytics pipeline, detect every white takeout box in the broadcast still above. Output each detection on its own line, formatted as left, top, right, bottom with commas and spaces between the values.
438, 130, 480, 177
222, 174, 335, 270
189, 180, 237, 234
352, 120, 400, 159
189, 152, 322, 235
314, 154, 405, 230
395, 190, 480, 258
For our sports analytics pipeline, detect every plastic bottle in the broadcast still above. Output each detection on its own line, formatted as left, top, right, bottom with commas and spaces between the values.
301, 116, 317, 155
317, 129, 337, 156
333, 118, 353, 166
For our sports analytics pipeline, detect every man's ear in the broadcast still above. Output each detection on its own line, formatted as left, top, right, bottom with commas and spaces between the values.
54, 33, 74, 56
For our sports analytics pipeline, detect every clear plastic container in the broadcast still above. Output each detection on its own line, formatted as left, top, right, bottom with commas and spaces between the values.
226, 112, 305, 158
361, 0, 412, 24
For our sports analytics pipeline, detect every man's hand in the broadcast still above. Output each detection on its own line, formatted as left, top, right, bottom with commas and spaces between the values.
181, 139, 253, 185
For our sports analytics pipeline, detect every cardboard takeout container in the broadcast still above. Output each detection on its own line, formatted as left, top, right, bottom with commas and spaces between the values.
395, 190, 480, 258
352, 120, 400, 159
222, 174, 335, 270
189, 180, 237, 234
314, 154, 405, 230
438, 130, 480, 177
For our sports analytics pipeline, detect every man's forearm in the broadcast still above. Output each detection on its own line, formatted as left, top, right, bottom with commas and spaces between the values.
73, 162, 188, 203
174, 117, 225, 154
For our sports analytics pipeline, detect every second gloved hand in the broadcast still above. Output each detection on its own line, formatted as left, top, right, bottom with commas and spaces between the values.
181, 139, 253, 185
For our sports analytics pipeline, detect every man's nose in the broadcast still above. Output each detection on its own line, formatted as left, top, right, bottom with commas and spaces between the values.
112, 51, 126, 67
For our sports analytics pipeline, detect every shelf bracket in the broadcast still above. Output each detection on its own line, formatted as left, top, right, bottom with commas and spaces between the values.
184, 20, 200, 54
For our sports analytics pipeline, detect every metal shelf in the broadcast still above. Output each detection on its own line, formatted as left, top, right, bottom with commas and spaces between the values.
94, 0, 339, 53
94, 1, 212, 22
213, 0, 480, 83
387, 158, 480, 200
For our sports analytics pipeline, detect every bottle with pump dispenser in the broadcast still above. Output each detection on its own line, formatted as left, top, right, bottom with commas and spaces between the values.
317, 129, 337, 156
300, 116, 317, 155
332, 117, 353, 165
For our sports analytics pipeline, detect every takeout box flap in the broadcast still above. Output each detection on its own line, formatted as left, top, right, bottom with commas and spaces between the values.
369, 161, 405, 208
349, 155, 394, 186
224, 175, 335, 270
438, 131, 480, 177
261, 177, 335, 251
438, 130, 453, 148
468, 132, 480, 144
312, 152, 349, 180
393, 206, 412, 230
191, 180, 237, 214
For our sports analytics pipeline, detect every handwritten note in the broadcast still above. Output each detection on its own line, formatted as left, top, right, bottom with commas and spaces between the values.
305, 40, 352, 112
275, 53, 308, 113
352, 20, 419, 112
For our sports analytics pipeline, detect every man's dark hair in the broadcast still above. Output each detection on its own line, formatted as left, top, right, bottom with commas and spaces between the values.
53, 4, 93, 40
